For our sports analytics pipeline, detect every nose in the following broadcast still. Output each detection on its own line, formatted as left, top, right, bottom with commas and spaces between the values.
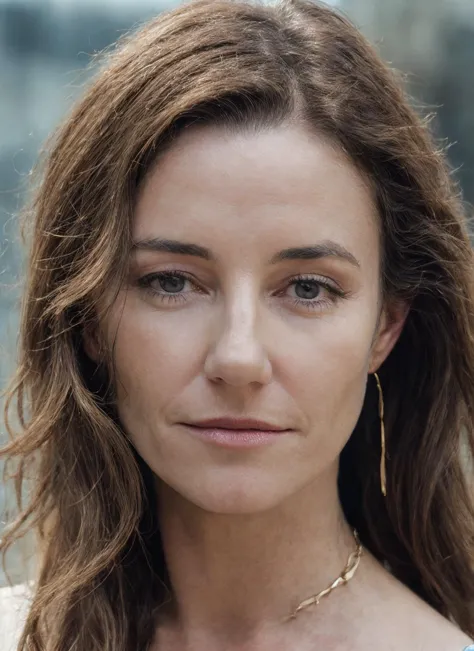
203, 292, 272, 388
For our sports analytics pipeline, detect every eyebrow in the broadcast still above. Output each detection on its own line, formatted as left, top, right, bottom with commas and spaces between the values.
131, 237, 361, 268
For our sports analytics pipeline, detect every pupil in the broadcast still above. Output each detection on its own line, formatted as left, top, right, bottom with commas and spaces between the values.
160, 275, 185, 293
295, 280, 319, 300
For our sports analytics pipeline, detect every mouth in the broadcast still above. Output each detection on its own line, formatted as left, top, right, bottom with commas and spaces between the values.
179, 418, 292, 448
184, 417, 289, 431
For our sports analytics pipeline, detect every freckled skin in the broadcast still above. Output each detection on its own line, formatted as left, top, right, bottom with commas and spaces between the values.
99, 124, 398, 514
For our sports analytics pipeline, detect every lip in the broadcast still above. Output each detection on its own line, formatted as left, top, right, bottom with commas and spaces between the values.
185, 417, 288, 431
180, 418, 292, 448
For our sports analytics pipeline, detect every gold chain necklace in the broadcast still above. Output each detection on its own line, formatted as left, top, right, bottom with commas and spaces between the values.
284, 529, 363, 622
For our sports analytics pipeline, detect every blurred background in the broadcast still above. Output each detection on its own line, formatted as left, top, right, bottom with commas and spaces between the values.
0, 0, 473, 586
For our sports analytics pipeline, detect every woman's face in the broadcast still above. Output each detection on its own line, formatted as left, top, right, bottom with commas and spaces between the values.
88, 123, 406, 513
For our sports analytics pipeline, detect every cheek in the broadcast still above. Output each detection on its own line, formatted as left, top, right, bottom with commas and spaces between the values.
278, 309, 374, 448
106, 296, 205, 410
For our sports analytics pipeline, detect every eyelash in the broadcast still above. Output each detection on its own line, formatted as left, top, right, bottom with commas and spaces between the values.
137, 271, 349, 311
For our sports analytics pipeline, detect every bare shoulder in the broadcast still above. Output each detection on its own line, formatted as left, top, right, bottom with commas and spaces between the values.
401, 597, 474, 651
354, 554, 473, 651
0, 582, 32, 651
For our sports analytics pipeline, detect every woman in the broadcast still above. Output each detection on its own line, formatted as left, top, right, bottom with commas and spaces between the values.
1, 0, 474, 649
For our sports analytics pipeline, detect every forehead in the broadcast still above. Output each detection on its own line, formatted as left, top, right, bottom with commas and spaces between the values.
133, 124, 379, 266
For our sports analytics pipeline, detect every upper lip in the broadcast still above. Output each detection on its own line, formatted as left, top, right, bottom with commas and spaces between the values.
184, 418, 289, 431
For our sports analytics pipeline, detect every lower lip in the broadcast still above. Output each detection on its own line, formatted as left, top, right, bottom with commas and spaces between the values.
181, 425, 290, 448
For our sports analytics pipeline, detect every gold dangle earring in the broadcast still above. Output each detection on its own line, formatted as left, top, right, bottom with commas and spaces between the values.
373, 372, 387, 497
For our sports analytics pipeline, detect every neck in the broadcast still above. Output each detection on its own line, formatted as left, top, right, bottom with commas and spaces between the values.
153, 465, 361, 647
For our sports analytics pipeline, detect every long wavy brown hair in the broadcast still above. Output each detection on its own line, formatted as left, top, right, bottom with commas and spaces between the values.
2, 0, 474, 648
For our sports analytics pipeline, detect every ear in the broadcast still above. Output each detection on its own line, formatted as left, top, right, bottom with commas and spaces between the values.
368, 299, 410, 374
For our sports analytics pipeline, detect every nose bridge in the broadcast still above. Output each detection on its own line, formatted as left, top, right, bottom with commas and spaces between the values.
223, 298, 260, 356
204, 279, 272, 386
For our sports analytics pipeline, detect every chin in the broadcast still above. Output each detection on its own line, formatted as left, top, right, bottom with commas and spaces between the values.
191, 494, 284, 515
165, 470, 294, 515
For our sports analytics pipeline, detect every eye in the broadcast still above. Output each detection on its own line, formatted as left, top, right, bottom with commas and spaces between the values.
136, 270, 350, 311
291, 278, 323, 300
137, 271, 202, 304
282, 275, 348, 311
155, 273, 187, 294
